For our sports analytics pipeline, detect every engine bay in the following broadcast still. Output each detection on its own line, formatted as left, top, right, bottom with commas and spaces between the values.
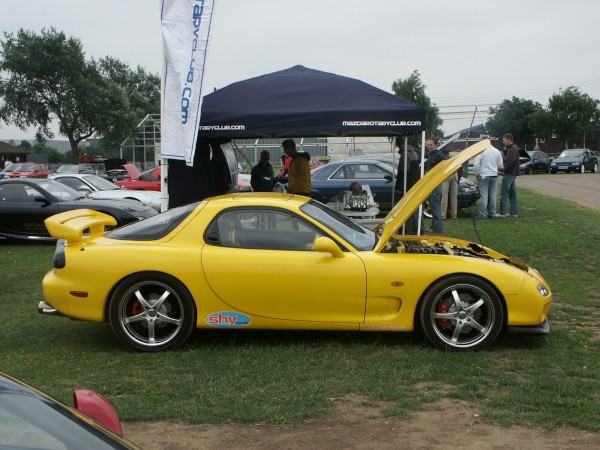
382, 236, 529, 272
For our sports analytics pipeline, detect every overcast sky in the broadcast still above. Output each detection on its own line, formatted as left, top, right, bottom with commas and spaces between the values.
1, 0, 599, 141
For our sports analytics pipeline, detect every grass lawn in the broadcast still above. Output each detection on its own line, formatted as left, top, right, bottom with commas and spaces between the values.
1, 188, 599, 431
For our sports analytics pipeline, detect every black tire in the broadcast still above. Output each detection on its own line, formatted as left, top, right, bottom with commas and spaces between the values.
580, 165, 585, 174
419, 275, 504, 351
551, 169, 557, 174
592, 163, 597, 173
526, 166, 533, 175
109, 272, 196, 352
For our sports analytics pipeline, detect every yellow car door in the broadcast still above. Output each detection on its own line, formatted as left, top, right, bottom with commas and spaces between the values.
201, 207, 366, 323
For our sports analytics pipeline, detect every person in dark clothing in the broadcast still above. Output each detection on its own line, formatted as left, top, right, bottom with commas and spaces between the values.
394, 138, 422, 234
425, 137, 445, 233
499, 133, 519, 217
395, 138, 420, 195
250, 150, 274, 192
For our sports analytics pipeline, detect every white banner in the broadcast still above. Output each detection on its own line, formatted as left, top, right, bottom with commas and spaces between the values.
160, 0, 216, 165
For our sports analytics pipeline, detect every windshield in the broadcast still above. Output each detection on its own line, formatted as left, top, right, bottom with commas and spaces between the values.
14, 164, 36, 172
34, 180, 85, 201
81, 175, 120, 191
559, 150, 583, 158
3, 163, 18, 172
301, 200, 376, 251
56, 165, 79, 173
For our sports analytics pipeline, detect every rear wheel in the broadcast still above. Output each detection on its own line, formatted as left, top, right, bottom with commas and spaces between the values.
109, 273, 196, 352
419, 275, 504, 351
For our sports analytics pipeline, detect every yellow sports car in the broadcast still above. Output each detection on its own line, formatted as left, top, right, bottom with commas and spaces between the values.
40, 140, 552, 352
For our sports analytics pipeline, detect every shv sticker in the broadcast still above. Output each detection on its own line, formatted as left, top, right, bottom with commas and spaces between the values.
206, 312, 251, 328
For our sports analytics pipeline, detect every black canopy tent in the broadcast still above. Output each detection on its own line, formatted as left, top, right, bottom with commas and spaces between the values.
168, 65, 426, 207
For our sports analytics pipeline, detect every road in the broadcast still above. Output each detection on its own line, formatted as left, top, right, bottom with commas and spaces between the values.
511, 173, 600, 210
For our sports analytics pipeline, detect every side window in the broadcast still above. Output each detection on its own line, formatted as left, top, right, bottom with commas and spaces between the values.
206, 209, 323, 251
330, 164, 355, 180
57, 177, 85, 191
354, 164, 387, 179
0, 184, 35, 202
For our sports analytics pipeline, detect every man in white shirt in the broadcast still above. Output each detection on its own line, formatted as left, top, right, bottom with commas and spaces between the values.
473, 136, 504, 219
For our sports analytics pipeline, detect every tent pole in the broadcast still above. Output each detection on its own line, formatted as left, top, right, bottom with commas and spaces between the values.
417, 130, 426, 235
160, 158, 169, 212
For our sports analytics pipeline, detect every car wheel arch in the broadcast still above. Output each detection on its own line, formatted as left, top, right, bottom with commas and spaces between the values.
415, 273, 508, 349
105, 271, 198, 351
104, 270, 196, 316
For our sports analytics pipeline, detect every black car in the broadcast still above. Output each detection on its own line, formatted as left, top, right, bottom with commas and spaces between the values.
308, 157, 479, 212
550, 149, 598, 174
520, 150, 551, 174
0, 178, 156, 241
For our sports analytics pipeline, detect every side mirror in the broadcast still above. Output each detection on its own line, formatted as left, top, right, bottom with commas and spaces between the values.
34, 196, 50, 206
384, 174, 393, 182
73, 389, 124, 436
314, 236, 344, 258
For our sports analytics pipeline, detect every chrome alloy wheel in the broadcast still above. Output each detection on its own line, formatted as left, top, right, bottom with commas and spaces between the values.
421, 277, 503, 351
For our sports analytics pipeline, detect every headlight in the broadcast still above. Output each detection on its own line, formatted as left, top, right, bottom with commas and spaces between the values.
537, 284, 550, 296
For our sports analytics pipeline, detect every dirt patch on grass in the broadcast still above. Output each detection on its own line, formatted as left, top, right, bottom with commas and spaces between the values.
124, 396, 600, 449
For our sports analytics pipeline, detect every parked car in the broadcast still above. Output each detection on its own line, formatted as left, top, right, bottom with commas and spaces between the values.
0, 162, 18, 179
276, 153, 323, 176
550, 149, 598, 174
308, 157, 478, 212
520, 150, 551, 174
49, 173, 162, 212
114, 165, 162, 191
0, 370, 138, 449
0, 178, 156, 241
54, 164, 95, 174
5, 162, 49, 178
40, 140, 552, 352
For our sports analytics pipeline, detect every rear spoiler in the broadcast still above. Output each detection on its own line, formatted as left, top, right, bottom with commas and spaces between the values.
44, 209, 116, 244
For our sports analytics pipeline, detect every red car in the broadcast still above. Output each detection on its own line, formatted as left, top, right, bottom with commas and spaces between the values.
276, 154, 322, 177
114, 164, 161, 191
6, 163, 49, 178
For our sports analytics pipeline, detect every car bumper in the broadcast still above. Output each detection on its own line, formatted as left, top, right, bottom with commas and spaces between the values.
507, 318, 550, 336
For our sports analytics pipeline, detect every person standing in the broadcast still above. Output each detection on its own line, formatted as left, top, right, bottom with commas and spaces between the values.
473, 136, 504, 219
440, 149, 459, 220
250, 150, 275, 192
425, 137, 445, 233
395, 138, 421, 234
499, 133, 520, 217
282, 139, 311, 196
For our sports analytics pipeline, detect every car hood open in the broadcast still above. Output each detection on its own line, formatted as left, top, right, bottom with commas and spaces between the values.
373, 139, 489, 253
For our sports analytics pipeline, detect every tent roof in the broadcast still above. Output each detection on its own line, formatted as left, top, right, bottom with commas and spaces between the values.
199, 65, 426, 139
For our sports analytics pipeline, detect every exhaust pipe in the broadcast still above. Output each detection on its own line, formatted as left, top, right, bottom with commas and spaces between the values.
38, 300, 65, 317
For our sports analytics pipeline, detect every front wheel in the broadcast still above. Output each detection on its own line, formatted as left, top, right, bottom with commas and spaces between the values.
419, 275, 504, 351
592, 163, 598, 173
109, 273, 196, 352
580, 165, 586, 174
526, 166, 533, 175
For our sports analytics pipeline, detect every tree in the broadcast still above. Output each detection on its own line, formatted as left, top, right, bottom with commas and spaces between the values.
486, 97, 544, 145
547, 87, 599, 148
0, 28, 158, 161
391, 70, 443, 139
96, 57, 160, 149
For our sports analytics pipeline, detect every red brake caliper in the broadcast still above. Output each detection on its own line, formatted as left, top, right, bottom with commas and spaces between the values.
437, 302, 450, 330
131, 300, 143, 316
